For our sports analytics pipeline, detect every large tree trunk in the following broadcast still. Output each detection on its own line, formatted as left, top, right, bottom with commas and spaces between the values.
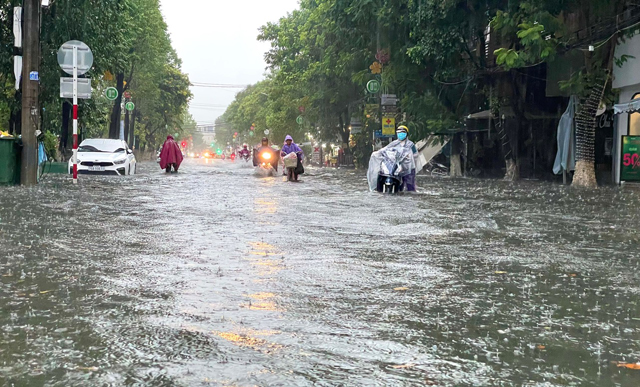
450, 134, 463, 177
59, 102, 71, 159
496, 117, 517, 180
572, 77, 607, 188
124, 109, 130, 144
108, 73, 124, 139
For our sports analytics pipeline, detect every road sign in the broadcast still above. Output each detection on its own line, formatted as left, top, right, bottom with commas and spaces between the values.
381, 94, 397, 105
105, 87, 118, 101
60, 78, 92, 99
125, 102, 135, 111
299, 106, 306, 113
264, 129, 270, 135
621, 136, 640, 182
249, 131, 254, 137
382, 116, 396, 136
29, 71, 38, 81
366, 80, 380, 93
57, 40, 93, 76
296, 116, 304, 125
124, 91, 131, 99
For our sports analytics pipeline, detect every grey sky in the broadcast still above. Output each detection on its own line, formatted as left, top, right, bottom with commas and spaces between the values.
160, 0, 299, 126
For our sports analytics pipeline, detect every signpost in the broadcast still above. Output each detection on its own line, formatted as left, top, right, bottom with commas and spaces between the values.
125, 101, 135, 111
58, 40, 93, 184
105, 87, 118, 101
621, 136, 640, 182
296, 116, 304, 125
382, 117, 396, 136
366, 80, 380, 94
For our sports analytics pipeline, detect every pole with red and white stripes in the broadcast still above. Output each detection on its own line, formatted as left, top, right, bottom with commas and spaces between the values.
72, 45, 78, 184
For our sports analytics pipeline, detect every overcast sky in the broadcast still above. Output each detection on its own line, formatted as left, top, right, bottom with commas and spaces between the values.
160, 0, 299, 126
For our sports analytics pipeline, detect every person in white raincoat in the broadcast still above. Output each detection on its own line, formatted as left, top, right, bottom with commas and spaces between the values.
367, 125, 419, 192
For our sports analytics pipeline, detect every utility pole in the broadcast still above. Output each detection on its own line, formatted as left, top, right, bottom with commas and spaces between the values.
20, 0, 40, 186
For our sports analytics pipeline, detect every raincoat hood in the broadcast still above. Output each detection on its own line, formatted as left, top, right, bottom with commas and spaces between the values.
166, 135, 174, 141
285, 135, 293, 142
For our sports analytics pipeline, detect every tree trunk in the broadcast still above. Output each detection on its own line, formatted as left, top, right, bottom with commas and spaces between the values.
572, 77, 607, 188
450, 134, 463, 177
108, 73, 124, 139
59, 102, 71, 159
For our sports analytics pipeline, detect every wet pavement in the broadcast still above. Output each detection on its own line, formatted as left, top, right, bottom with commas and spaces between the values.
2, 159, 640, 386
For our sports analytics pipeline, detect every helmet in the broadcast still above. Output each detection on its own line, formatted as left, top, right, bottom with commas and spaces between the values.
396, 125, 409, 133
243, 144, 248, 149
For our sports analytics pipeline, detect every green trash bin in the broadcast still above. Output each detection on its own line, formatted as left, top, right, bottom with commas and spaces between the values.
0, 137, 21, 186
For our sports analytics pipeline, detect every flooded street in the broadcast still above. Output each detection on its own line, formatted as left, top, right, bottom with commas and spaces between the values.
3, 160, 640, 386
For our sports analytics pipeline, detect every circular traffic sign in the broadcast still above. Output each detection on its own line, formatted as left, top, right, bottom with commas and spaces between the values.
125, 102, 135, 111
124, 91, 132, 99
264, 129, 270, 135
249, 131, 254, 137
57, 40, 93, 76
366, 80, 380, 93
296, 116, 304, 125
105, 87, 118, 101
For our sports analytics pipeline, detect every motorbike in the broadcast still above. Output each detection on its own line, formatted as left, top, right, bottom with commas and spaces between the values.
368, 146, 412, 194
239, 151, 251, 162
255, 149, 278, 176
283, 152, 302, 182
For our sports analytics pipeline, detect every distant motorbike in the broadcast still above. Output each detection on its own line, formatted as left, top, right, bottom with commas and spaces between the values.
283, 152, 302, 182
239, 152, 251, 162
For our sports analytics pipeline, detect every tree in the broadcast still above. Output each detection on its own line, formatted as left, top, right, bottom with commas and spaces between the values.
491, 0, 631, 187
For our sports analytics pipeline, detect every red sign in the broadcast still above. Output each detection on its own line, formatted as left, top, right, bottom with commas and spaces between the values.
124, 91, 131, 99
299, 106, 305, 113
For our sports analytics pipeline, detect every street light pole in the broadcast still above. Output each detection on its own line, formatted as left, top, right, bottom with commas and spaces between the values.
20, 0, 40, 186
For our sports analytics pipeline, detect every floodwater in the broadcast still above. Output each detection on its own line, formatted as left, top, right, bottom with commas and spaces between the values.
2, 159, 640, 386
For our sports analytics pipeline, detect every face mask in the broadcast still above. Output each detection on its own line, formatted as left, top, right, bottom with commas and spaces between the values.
397, 132, 407, 141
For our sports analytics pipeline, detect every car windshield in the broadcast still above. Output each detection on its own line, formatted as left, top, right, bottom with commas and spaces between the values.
78, 144, 126, 153
77, 145, 102, 153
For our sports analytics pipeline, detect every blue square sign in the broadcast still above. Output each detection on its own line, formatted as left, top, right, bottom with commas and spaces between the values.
29, 71, 39, 81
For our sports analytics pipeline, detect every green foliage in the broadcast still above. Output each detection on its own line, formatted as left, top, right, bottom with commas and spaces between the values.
0, 0, 190, 151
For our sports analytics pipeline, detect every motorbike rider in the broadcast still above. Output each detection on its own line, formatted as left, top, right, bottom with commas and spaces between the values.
159, 135, 184, 173
253, 137, 279, 171
281, 135, 304, 159
281, 135, 304, 178
374, 125, 418, 192
239, 144, 251, 160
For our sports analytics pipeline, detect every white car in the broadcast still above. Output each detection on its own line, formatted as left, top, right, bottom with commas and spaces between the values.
68, 139, 137, 176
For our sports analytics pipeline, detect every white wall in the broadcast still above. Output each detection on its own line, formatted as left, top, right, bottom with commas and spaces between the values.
613, 32, 640, 89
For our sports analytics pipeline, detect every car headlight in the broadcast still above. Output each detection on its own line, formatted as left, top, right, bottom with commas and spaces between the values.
114, 158, 127, 165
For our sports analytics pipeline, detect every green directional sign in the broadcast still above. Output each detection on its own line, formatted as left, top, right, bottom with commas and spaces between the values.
296, 116, 304, 125
105, 87, 118, 101
366, 80, 381, 94
125, 101, 135, 111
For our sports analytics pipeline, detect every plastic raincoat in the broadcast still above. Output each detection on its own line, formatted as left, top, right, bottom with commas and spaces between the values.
367, 141, 414, 191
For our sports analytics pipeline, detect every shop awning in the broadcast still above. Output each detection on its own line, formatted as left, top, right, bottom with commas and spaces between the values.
614, 99, 640, 115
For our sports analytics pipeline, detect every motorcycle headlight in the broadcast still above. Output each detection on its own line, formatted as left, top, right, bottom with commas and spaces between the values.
114, 158, 127, 165
262, 152, 271, 160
